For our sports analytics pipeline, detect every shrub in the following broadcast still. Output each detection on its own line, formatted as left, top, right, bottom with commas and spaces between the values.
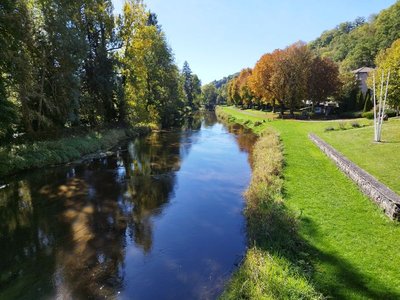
362, 111, 374, 119
339, 111, 362, 119
362, 109, 396, 120
338, 122, 347, 130
386, 109, 397, 118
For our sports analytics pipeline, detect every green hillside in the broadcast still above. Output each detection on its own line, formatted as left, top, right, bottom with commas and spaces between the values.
310, 1, 400, 70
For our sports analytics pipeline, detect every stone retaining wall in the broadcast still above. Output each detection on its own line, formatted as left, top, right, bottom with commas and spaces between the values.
309, 133, 400, 220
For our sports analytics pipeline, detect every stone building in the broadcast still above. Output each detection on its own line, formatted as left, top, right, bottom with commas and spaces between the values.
351, 67, 375, 95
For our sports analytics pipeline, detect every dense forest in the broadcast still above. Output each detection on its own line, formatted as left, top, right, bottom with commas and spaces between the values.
0, 0, 202, 140
207, 1, 400, 115
310, 1, 400, 71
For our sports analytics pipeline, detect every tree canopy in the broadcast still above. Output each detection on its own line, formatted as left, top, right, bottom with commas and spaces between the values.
310, 1, 400, 71
0, 0, 201, 140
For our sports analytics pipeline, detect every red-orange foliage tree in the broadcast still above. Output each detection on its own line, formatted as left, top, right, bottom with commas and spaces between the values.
307, 56, 341, 108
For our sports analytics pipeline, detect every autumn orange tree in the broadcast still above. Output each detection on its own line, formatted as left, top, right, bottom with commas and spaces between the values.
237, 68, 254, 108
278, 42, 313, 115
227, 42, 341, 116
249, 52, 280, 111
307, 56, 341, 109
227, 77, 240, 106
227, 69, 254, 107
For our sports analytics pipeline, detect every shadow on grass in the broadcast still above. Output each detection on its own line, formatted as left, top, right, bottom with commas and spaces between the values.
299, 216, 399, 299
248, 201, 400, 298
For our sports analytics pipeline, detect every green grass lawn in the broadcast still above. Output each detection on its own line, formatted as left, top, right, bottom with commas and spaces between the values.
219, 106, 400, 299
319, 119, 400, 194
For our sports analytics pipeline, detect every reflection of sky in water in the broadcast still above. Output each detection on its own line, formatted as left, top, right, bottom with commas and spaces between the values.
0, 113, 256, 300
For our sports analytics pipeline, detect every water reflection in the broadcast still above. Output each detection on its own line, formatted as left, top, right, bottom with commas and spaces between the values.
0, 114, 256, 300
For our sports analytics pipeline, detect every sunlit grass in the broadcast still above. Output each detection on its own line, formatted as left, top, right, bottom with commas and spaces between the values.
219, 122, 322, 299
218, 106, 400, 299
320, 119, 400, 194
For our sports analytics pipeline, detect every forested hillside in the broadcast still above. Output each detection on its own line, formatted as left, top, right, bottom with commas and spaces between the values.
310, 0, 400, 70
0, 0, 201, 140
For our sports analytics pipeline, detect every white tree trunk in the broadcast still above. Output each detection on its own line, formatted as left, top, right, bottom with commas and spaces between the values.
373, 70, 390, 142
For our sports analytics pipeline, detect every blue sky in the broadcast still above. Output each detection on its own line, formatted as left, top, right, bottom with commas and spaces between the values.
112, 0, 396, 84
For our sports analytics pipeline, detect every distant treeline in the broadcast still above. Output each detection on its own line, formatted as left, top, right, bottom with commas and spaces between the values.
0, 0, 202, 139
206, 1, 400, 115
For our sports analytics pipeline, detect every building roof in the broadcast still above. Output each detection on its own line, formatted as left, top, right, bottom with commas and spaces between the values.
351, 67, 375, 74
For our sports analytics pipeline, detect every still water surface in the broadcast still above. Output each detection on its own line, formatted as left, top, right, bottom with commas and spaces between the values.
0, 114, 257, 299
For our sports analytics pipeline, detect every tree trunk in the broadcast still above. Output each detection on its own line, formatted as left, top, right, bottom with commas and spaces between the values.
37, 55, 46, 130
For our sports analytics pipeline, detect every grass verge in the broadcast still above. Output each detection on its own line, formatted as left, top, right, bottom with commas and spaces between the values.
218, 109, 322, 299
217, 106, 400, 299
0, 126, 150, 179
319, 119, 400, 194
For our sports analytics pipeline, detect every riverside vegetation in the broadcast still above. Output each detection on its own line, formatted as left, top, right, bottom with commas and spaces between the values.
1, 0, 206, 178
0, 126, 150, 178
217, 106, 400, 299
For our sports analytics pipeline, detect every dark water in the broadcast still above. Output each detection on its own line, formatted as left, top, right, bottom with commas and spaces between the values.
0, 113, 257, 300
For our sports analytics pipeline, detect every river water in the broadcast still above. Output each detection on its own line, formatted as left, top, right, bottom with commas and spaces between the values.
0, 113, 257, 300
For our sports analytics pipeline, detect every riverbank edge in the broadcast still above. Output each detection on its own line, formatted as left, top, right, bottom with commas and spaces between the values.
0, 126, 151, 180
216, 107, 323, 299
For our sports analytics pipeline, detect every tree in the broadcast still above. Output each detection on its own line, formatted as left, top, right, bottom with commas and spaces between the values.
236, 68, 254, 108
202, 83, 218, 109
336, 71, 361, 112
79, 0, 119, 125
267, 42, 313, 115
182, 61, 194, 108
227, 77, 241, 106
0, 0, 25, 137
181, 61, 202, 110
374, 38, 400, 115
307, 56, 341, 108
191, 74, 202, 108
283, 42, 313, 115
249, 53, 280, 111
119, 1, 184, 127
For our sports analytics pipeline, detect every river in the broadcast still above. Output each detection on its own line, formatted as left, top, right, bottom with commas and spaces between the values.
0, 113, 257, 300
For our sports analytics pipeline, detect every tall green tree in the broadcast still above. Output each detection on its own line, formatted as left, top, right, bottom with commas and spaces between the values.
374, 38, 400, 114
79, 0, 118, 125
202, 83, 218, 109
119, 0, 184, 127
182, 61, 194, 108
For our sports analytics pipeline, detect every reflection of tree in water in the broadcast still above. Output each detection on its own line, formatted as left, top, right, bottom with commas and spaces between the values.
0, 171, 75, 299
0, 128, 192, 299
181, 112, 203, 131
203, 111, 218, 127
123, 131, 184, 252
226, 123, 258, 166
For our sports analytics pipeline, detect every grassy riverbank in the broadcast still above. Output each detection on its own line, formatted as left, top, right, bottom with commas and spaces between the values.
220, 127, 322, 299
217, 107, 400, 299
0, 127, 150, 179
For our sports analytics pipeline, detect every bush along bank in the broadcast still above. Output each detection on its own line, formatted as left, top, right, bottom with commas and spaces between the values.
0, 126, 151, 179
217, 108, 322, 299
